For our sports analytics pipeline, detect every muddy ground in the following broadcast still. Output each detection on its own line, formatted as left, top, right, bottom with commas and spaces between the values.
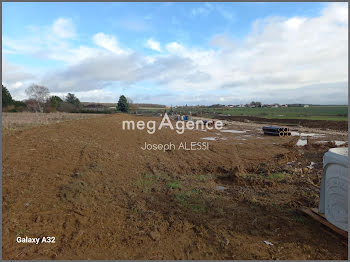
2, 113, 348, 259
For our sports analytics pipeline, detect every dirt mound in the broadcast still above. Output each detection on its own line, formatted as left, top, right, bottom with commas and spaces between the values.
215, 115, 348, 131
2, 114, 347, 259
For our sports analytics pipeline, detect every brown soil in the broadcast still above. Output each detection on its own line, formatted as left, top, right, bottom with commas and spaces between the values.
2, 114, 348, 260
215, 115, 348, 131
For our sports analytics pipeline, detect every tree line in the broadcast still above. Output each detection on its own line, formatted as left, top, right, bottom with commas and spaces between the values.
2, 83, 132, 114
2, 84, 82, 113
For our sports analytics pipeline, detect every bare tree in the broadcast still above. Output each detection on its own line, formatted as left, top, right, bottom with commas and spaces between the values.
25, 84, 50, 112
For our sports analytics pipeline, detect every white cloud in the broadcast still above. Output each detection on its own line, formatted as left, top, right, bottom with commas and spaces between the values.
2, 59, 35, 84
165, 42, 184, 53
92, 32, 127, 55
284, 17, 306, 30
3, 24, 128, 65
2, 59, 36, 100
52, 45, 104, 64
3, 17, 78, 62
145, 38, 161, 52
164, 2, 348, 102
322, 2, 348, 24
52, 18, 76, 38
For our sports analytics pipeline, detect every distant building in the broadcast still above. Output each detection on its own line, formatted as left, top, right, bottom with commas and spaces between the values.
262, 104, 280, 108
281, 104, 288, 107
304, 105, 309, 108
268, 103, 280, 108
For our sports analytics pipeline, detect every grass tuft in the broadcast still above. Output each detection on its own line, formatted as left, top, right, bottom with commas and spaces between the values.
168, 181, 181, 189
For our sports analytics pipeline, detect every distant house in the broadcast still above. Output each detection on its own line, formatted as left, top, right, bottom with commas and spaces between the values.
281, 104, 288, 108
263, 104, 280, 108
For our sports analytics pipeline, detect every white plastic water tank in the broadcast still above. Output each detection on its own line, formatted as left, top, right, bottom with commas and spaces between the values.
318, 147, 348, 231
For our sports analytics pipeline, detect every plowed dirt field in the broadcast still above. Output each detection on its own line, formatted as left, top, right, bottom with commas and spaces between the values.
2, 113, 348, 259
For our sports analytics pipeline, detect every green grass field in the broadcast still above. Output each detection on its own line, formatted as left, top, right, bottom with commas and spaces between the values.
171, 105, 348, 121
224, 106, 348, 121
131, 105, 348, 121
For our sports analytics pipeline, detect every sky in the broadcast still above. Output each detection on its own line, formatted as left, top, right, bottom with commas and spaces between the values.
2, 2, 348, 105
